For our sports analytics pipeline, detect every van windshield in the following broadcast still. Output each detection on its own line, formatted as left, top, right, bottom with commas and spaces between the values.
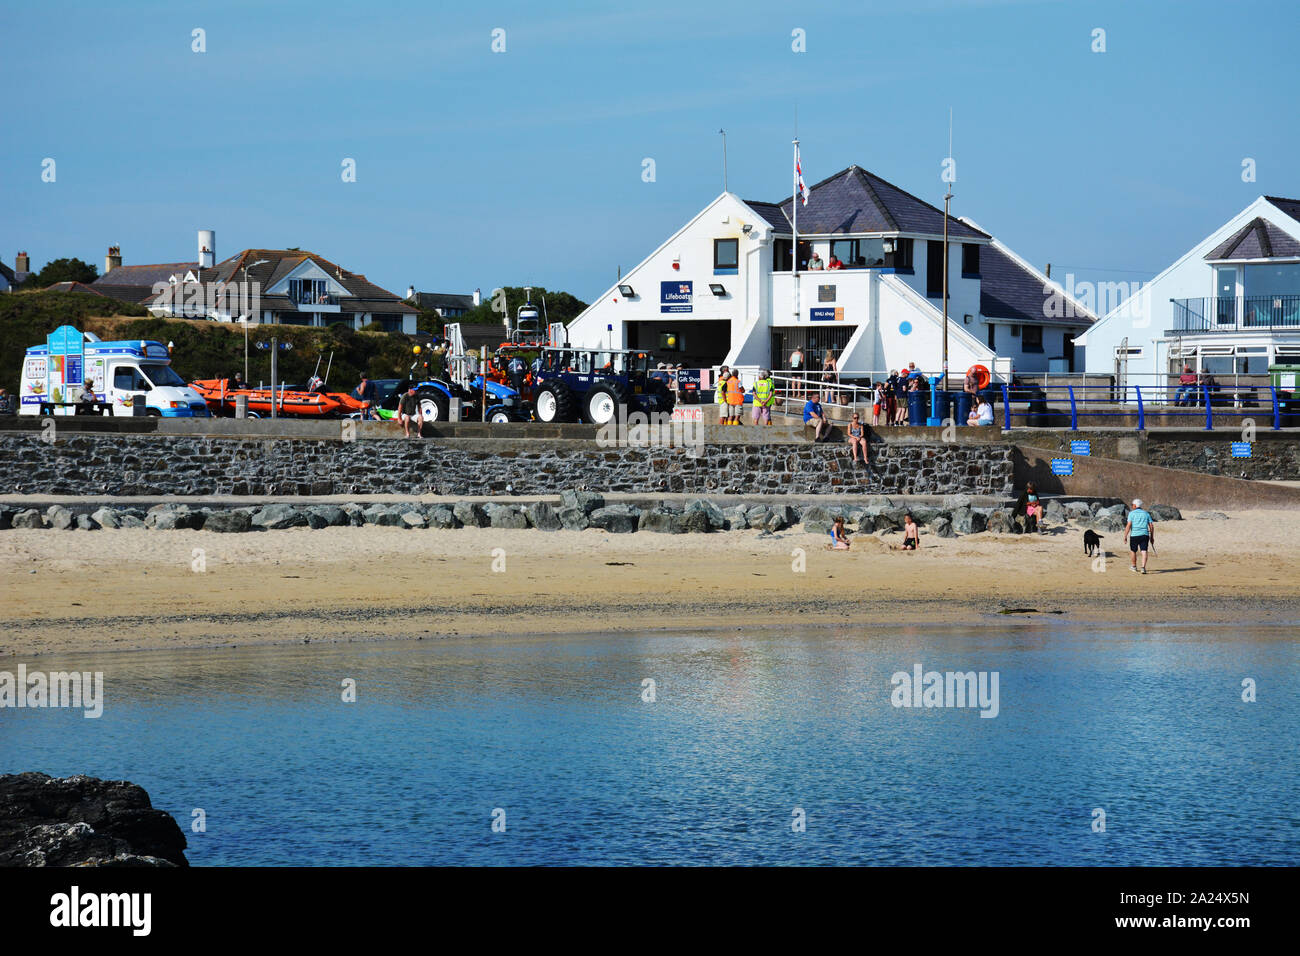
140, 364, 185, 387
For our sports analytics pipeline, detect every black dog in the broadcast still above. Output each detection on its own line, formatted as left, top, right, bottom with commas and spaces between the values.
1083, 529, 1103, 557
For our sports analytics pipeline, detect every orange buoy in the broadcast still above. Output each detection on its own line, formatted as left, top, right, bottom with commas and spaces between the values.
967, 364, 991, 390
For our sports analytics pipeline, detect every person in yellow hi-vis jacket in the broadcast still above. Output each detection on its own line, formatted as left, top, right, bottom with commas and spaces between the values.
752, 370, 775, 425
714, 366, 730, 424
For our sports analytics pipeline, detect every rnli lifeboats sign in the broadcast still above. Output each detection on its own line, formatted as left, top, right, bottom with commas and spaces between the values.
660, 281, 692, 313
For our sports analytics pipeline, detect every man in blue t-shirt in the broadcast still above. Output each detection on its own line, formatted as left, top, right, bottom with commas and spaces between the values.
803, 392, 830, 442
1124, 498, 1156, 573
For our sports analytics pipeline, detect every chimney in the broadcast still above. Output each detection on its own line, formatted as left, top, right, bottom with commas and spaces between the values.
406, 285, 415, 300
198, 229, 215, 269
1045, 263, 1052, 279
15, 251, 30, 277
105, 245, 122, 274
473, 288, 481, 306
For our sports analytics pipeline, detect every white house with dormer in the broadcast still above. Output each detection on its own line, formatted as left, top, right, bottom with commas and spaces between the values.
566, 165, 1095, 382
1075, 195, 1300, 386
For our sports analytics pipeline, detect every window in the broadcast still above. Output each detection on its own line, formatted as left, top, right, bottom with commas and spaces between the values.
773, 238, 792, 272
713, 238, 739, 272
891, 238, 914, 271
829, 238, 886, 268
140, 364, 185, 387
927, 240, 944, 298
987, 324, 996, 349
114, 367, 146, 391
1010, 324, 1020, 337
961, 244, 980, 278
1021, 325, 1042, 352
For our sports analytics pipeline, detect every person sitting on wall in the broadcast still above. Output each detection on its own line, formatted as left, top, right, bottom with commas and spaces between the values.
396, 387, 425, 438
803, 391, 831, 442
808, 251, 824, 270
977, 396, 995, 425
968, 396, 983, 426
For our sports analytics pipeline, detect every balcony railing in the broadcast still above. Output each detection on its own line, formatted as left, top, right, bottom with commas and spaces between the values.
1169, 294, 1300, 333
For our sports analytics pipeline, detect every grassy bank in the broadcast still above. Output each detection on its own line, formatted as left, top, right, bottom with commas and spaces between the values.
1, 292, 443, 391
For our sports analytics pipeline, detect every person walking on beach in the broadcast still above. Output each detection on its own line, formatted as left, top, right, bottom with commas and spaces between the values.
1124, 498, 1155, 574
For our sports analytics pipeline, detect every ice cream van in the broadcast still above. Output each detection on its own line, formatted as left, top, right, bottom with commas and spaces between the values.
20, 325, 210, 417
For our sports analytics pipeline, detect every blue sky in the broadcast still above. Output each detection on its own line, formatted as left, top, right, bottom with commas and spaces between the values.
2, 0, 1295, 303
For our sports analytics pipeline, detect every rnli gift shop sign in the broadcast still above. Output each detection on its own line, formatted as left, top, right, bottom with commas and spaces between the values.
660, 281, 693, 313
810, 307, 845, 322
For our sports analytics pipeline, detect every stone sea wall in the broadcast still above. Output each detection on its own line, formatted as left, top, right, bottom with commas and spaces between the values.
0, 434, 1016, 498
1146, 438, 1300, 481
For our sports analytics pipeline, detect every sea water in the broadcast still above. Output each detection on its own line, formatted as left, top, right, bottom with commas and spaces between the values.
2, 625, 1295, 866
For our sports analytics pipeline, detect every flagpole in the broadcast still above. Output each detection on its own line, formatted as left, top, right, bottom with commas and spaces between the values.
792, 138, 799, 317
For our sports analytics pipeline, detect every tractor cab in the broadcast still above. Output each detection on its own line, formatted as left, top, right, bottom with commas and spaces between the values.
531, 346, 674, 424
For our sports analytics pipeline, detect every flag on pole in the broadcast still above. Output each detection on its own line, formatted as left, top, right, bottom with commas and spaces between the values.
796, 148, 809, 205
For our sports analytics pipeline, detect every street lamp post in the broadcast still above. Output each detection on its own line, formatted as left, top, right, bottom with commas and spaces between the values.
241, 259, 269, 382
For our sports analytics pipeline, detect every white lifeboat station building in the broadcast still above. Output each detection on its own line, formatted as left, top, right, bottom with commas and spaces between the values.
567, 165, 1095, 382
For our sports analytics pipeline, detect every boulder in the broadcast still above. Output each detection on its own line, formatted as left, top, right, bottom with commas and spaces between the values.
1149, 504, 1182, 521
524, 502, 562, 531
74, 514, 99, 531
452, 502, 489, 528
589, 504, 640, 534
987, 509, 1016, 534
724, 505, 751, 529
801, 505, 833, 535
558, 507, 590, 531
1063, 501, 1092, 518
931, 515, 955, 538
47, 506, 75, 531
951, 507, 987, 535
117, 513, 146, 529
306, 505, 350, 528
870, 512, 901, 533
746, 505, 773, 530
90, 507, 121, 529
560, 490, 605, 515
684, 498, 726, 530
1044, 499, 1067, 523
342, 503, 367, 526
0, 772, 188, 867
639, 508, 682, 534
11, 509, 43, 530
1089, 512, 1127, 533
1097, 503, 1126, 518
941, 494, 973, 511
252, 503, 309, 530
485, 504, 528, 529
146, 506, 204, 530
426, 506, 459, 530
202, 510, 253, 534
677, 509, 714, 534
400, 510, 427, 529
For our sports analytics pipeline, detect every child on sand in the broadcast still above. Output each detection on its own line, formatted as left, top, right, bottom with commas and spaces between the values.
901, 513, 920, 550
828, 515, 851, 550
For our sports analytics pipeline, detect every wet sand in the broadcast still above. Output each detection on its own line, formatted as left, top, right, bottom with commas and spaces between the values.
2, 511, 1297, 658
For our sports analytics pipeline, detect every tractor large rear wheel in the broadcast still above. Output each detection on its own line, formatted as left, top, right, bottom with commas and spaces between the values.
416, 388, 449, 423
584, 382, 631, 425
534, 382, 576, 423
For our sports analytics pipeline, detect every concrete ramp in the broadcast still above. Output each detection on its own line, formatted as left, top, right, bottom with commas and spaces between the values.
1015, 444, 1300, 510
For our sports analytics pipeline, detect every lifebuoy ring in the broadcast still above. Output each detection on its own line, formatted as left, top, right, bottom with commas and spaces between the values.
967, 364, 991, 390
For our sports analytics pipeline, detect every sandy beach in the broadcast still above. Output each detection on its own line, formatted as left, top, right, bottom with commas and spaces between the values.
2, 510, 1297, 658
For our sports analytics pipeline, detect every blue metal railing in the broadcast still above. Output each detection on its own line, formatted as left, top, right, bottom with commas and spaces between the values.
997, 383, 1287, 432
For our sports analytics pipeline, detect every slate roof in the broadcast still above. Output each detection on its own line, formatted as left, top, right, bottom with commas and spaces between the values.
1265, 196, 1300, 225
143, 249, 417, 314
1204, 216, 1300, 260
93, 262, 197, 291
412, 291, 475, 311
45, 281, 107, 295
746, 165, 988, 239
978, 242, 1095, 328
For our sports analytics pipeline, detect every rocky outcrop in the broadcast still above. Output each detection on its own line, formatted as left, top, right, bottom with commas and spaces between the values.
0, 772, 188, 867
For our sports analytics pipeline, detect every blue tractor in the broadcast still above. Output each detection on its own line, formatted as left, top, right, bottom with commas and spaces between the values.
531, 346, 675, 424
